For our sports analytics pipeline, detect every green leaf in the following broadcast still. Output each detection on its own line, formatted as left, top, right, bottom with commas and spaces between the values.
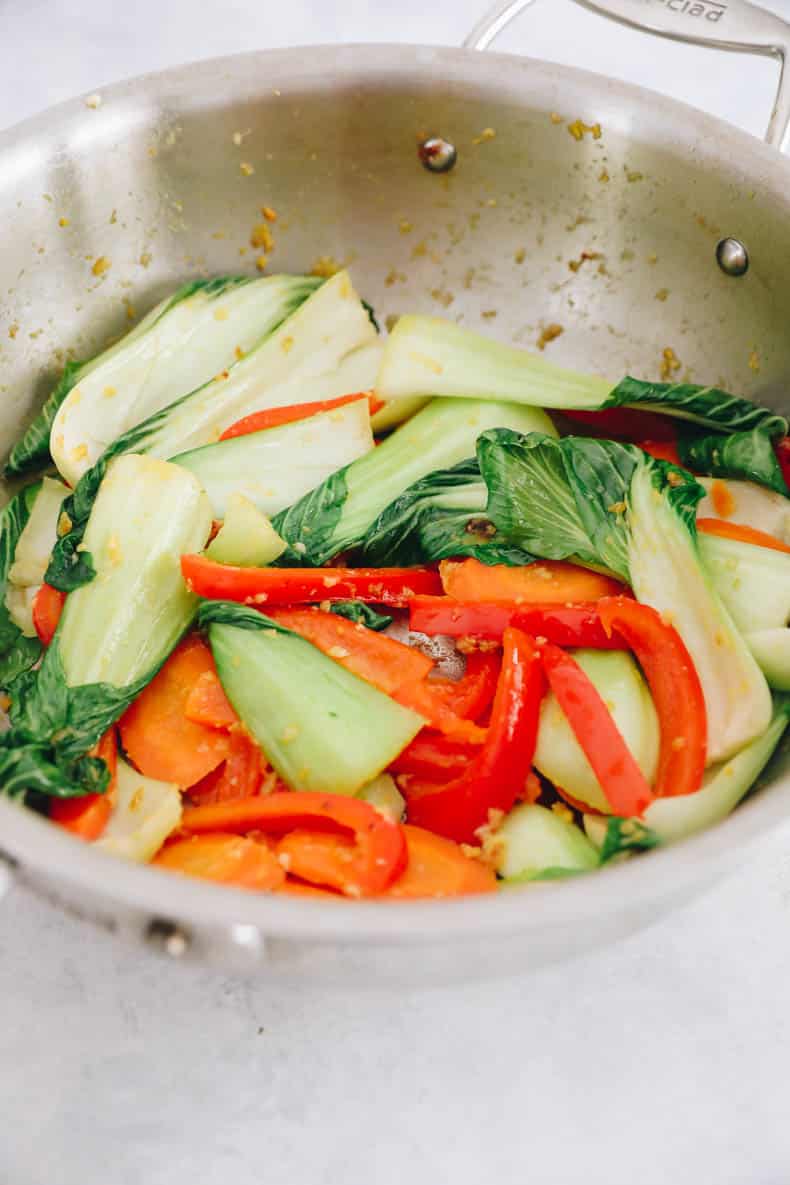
271, 467, 350, 567
0, 742, 110, 801
2, 639, 153, 802
677, 427, 789, 496
198, 599, 290, 634
3, 361, 85, 477
479, 430, 704, 584
605, 375, 787, 437
360, 458, 535, 567
598, 816, 661, 863
0, 482, 43, 685
329, 601, 394, 631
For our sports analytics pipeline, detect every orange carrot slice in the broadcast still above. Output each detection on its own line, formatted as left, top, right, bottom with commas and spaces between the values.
439, 558, 623, 604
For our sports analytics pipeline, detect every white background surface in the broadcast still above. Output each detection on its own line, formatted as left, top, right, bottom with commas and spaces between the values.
3, 3, 790, 1183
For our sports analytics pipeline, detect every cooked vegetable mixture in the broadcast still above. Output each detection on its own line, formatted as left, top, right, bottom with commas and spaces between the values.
2, 269, 789, 899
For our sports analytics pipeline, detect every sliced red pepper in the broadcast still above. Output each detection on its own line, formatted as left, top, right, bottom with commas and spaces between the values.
563, 407, 679, 441
775, 437, 790, 490
180, 791, 407, 896
187, 726, 266, 804
697, 517, 790, 556
597, 597, 707, 800
426, 651, 501, 721
405, 628, 545, 844
50, 728, 118, 841
539, 641, 654, 818
409, 597, 624, 649
639, 439, 683, 467
219, 392, 379, 441
32, 583, 66, 646
181, 554, 442, 607
389, 731, 478, 781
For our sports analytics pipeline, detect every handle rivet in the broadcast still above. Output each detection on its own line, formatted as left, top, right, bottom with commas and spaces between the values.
716, 238, 749, 277
419, 137, 457, 173
146, 918, 190, 958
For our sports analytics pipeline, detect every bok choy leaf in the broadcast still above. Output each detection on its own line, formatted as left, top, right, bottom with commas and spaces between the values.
1, 454, 212, 802
677, 427, 788, 496
377, 315, 787, 437
360, 459, 534, 567
480, 429, 773, 762
273, 398, 555, 567
48, 274, 322, 486
0, 483, 45, 685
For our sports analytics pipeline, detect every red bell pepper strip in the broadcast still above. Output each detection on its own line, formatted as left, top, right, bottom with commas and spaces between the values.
597, 597, 707, 800
405, 629, 545, 844
426, 651, 501, 721
186, 726, 266, 804
389, 731, 479, 781
562, 407, 679, 442
539, 641, 655, 818
50, 728, 118, 841
180, 792, 407, 896
32, 584, 66, 646
181, 554, 443, 606
638, 440, 684, 468
409, 597, 624, 649
775, 437, 790, 490
697, 517, 790, 556
219, 392, 381, 441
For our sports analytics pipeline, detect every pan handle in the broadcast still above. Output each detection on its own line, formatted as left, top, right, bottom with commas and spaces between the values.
464, 0, 790, 151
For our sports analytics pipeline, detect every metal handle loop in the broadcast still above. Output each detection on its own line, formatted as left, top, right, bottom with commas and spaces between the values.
464, 0, 790, 151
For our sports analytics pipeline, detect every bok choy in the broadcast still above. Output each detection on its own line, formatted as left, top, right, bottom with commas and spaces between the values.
377, 315, 787, 436
172, 396, 374, 518
0, 483, 46, 685
46, 274, 322, 486
273, 398, 555, 566
201, 601, 424, 796
0, 454, 212, 802
479, 429, 773, 762
46, 270, 379, 590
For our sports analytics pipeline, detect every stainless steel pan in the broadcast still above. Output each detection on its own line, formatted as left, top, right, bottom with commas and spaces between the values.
2, 0, 790, 984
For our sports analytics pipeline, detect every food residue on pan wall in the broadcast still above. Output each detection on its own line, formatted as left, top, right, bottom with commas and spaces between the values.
567, 119, 602, 141
537, 324, 564, 351
660, 347, 682, 380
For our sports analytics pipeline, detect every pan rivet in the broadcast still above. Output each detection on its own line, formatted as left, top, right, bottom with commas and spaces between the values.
716, 238, 749, 277
419, 137, 457, 173
146, 918, 191, 958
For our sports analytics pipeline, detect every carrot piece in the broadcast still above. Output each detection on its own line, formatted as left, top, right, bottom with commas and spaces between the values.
50, 728, 118, 841
219, 393, 377, 441
119, 635, 230, 786
187, 726, 265, 804
439, 557, 623, 604
384, 826, 497, 898
697, 517, 790, 556
276, 829, 362, 896
184, 668, 239, 730
32, 584, 66, 646
153, 834, 286, 890
267, 608, 434, 692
